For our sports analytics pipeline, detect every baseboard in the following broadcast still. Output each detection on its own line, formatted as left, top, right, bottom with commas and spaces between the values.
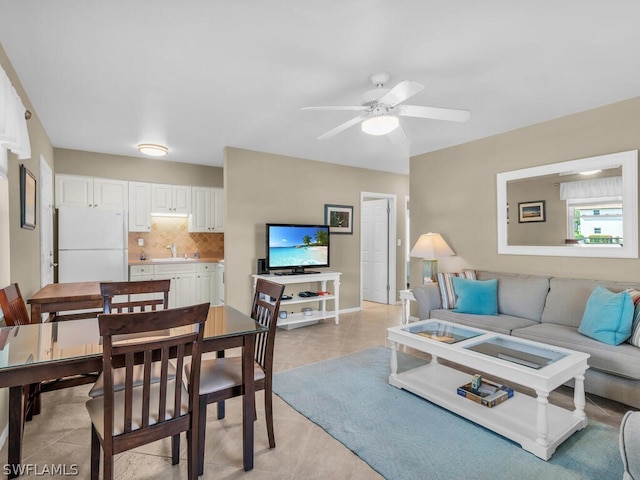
341, 307, 361, 314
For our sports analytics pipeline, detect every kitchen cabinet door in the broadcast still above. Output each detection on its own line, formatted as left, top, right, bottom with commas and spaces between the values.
55, 175, 93, 208
93, 178, 128, 209
128, 182, 151, 232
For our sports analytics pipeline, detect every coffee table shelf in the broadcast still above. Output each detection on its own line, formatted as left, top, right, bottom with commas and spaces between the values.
388, 319, 590, 460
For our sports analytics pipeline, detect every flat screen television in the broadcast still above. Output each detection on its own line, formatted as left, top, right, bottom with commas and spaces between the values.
266, 224, 330, 275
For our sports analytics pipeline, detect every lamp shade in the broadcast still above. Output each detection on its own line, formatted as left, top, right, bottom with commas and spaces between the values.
410, 233, 455, 259
361, 115, 399, 135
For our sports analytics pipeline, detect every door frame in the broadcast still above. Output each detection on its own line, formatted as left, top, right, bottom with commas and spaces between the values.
360, 191, 397, 306
39, 155, 54, 287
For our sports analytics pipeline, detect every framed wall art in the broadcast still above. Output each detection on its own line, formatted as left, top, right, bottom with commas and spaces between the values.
20, 164, 36, 229
324, 204, 353, 234
518, 200, 545, 223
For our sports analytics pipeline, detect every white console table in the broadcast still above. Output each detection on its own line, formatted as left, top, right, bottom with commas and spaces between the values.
252, 271, 341, 330
399, 289, 416, 324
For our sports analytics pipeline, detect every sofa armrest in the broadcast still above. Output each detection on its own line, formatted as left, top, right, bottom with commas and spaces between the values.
412, 284, 442, 320
620, 410, 640, 480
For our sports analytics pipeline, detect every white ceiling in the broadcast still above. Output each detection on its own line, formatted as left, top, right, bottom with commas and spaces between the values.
1, 1, 640, 175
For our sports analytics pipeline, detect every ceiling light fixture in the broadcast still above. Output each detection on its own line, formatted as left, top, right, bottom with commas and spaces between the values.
137, 143, 168, 156
361, 115, 399, 136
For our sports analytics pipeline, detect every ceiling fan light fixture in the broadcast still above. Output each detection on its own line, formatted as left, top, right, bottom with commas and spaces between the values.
137, 143, 168, 156
361, 115, 399, 136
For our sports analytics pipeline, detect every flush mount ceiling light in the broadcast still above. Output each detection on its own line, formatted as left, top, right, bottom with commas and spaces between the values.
361, 115, 399, 136
137, 144, 168, 156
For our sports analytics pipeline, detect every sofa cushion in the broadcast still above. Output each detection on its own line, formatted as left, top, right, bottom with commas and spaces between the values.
626, 289, 640, 347
512, 323, 640, 380
437, 270, 476, 309
430, 309, 538, 336
452, 277, 498, 315
541, 278, 640, 329
578, 287, 634, 345
476, 271, 550, 322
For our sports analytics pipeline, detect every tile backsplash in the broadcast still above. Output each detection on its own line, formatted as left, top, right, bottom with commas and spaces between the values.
128, 216, 224, 258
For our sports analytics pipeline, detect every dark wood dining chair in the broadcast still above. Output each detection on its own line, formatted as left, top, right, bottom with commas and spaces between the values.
0, 283, 100, 421
86, 303, 209, 480
88, 279, 173, 399
185, 278, 284, 475
99, 279, 170, 313
0, 283, 40, 422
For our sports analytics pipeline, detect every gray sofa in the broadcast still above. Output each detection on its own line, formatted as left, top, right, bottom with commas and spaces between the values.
412, 270, 640, 409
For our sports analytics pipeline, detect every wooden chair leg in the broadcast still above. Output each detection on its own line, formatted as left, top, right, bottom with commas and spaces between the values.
171, 433, 180, 465
90, 425, 100, 480
103, 448, 113, 480
265, 386, 275, 448
198, 398, 208, 477
217, 399, 225, 419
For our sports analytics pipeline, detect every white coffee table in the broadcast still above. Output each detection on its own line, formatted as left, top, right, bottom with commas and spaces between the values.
387, 319, 590, 460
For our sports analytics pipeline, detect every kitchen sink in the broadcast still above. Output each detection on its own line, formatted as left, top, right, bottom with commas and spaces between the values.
150, 257, 195, 262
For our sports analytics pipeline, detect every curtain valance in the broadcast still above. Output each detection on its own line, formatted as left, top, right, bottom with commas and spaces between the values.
560, 176, 622, 200
0, 65, 31, 177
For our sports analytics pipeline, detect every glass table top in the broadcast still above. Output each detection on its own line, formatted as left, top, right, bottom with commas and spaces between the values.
0, 305, 265, 372
464, 336, 568, 369
403, 321, 483, 344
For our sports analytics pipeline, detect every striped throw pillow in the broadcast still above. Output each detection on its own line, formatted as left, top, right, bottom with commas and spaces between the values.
437, 270, 477, 309
626, 289, 640, 347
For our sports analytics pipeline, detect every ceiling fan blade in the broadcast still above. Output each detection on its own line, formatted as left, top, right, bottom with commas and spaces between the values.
399, 105, 471, 122
377, 81, 424, 107
317, 115, 367, 140
387, 125, 408, 145
302, 106, 369, 112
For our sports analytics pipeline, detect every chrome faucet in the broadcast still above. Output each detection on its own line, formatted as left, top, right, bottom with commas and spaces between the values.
166, 243, 177, 258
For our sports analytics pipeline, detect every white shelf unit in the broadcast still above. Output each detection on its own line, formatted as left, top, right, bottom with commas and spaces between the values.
252, 271, 341, 330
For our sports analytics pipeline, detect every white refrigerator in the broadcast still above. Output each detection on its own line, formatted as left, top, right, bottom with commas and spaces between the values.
58, 207, 128, 283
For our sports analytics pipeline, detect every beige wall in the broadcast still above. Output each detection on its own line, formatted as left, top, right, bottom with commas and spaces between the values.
1, 43, 55, 444
224, 147, 409, 314
507, 176, 566, 246
55, 148, 223, 187
409, 97, 640, 289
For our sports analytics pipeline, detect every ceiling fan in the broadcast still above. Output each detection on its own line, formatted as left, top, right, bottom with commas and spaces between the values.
302, 72, 470, 142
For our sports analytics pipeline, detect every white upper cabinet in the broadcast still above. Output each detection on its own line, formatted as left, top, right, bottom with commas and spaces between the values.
128, 181, 151, 232
151, 183, 191, 214
188, 187, 224, 232
55, 175, 128, 210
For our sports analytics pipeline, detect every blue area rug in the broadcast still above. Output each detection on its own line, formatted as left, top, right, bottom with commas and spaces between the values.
273, 346, 622, 480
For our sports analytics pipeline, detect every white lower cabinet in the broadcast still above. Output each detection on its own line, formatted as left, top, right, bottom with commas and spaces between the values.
196, 263, 220, 306
130, 262, 220, 308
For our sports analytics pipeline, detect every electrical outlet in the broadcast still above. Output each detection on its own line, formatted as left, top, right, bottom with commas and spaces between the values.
138, 238, 144, 247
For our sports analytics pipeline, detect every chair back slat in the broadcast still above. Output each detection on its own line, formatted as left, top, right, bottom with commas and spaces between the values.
98, 303, 208, 445
251, 279, 284, 369
100, 280, 171, 314
141, 351, 152, 427
0, 283, 30, 326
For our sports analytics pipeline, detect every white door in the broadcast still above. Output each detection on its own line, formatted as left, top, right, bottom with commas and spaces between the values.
362, 198, 389, 303
40, 156, 54, 286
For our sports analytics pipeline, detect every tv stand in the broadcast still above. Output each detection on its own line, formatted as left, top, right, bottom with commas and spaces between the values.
252, 271, 341, 330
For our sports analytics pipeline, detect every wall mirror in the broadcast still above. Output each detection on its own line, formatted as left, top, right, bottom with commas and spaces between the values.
497, 150, 638, 258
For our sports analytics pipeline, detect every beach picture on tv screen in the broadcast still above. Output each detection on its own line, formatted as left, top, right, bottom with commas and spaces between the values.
268, 225, 329, 268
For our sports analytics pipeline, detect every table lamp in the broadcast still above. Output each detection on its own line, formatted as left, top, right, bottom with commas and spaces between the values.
409, 233, 455, 283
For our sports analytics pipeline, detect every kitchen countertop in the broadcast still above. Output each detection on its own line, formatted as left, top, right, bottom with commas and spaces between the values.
128, 256, 224, 266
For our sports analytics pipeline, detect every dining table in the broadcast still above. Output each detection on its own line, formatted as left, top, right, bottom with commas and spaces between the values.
0, 301, 266, 478
27, 281, 103, 323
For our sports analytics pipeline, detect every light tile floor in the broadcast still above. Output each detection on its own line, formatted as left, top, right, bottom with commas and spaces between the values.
1, 302, 634, 479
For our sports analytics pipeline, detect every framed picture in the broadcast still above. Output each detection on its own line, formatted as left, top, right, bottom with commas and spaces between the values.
20, 164, 36, 230
518, 200, 545, 223
324, 204, 353, 234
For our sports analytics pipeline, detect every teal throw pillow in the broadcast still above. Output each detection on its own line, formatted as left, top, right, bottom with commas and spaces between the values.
578, 287, 634, 345
451, 277, 498, 316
